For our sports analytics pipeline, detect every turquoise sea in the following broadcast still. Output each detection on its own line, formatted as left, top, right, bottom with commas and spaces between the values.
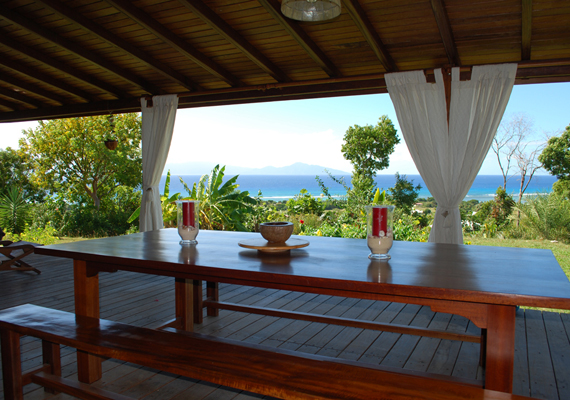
160, 174, 558, 203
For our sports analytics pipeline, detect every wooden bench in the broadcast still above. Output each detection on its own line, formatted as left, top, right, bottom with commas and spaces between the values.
0, 304, 533, 400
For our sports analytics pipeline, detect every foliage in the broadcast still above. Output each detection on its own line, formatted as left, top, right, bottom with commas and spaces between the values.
20, 114, 142, 210
243, 191, 285, 232
180, 165, 256, 231
393, 214, 430, 242
539, 125, 570, 180
127, 170, 180, 228
4, 222, 59, 245
511, 193, 570, 243
0, 186, 31, 234
286, 189, 326, 215
540, 125, 570, 199
490, 187, 516, 227
0, 147, 45, 201
552, 180, 570, 200
387, 173, 422, 214
341, 116, 400, 209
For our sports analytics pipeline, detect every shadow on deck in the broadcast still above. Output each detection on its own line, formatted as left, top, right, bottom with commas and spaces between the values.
0, 253, 568, 400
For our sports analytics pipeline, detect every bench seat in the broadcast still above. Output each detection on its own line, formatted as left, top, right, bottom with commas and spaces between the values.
0, 304, 532, 400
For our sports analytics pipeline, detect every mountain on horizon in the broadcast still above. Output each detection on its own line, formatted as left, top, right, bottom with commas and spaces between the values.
163, 161, 350, 176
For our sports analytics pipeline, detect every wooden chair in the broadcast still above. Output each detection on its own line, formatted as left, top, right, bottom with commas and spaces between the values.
0, 228, 41, 274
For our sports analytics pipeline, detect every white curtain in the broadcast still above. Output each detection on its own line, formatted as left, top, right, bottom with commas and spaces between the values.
139, 94, 179, 232
385, 64, 517, 244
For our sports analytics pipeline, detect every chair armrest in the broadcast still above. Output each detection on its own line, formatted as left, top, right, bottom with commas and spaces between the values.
0, 240, 14, 247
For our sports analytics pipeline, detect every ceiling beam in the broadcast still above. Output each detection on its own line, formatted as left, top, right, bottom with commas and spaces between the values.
0, 75, 68, 105
0, 35, 127, 99
106, 0, 240, 88
0, 57, 94, 102
0, 85, 43, 108
522, 0, 533, 60
257, 0, 341, 78
342, 0, 398, 72
1, 62, 569, 123
0, 7, 161, 94
178, 0, 290, 83
40, 0, 200, 92
430, 0, 460, 66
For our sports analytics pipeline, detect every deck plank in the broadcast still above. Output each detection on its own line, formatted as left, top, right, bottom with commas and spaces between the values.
0, 253, 568, 399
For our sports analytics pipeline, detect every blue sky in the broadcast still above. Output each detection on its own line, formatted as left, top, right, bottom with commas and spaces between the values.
1, 81, 568, 175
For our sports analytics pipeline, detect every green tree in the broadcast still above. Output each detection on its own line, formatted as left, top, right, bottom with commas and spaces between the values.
0, 147, 45, 201
341, 116, 400, 206
387, 173, 421, 214
20, 114, 142, 210
180, 165, 256, 231
539, 125, 570, 197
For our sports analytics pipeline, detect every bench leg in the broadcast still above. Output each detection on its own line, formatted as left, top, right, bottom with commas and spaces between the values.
42, 340, 61, 394
1, 329, 24, 400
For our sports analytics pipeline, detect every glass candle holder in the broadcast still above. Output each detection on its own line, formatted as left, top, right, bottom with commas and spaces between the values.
177, 200, 199, 245
366, 205, 395, 260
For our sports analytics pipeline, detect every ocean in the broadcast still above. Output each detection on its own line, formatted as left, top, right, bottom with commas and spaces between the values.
159, 174, 558, 203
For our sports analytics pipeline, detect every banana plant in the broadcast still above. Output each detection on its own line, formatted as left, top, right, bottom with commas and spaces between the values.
180, 165, 256, 231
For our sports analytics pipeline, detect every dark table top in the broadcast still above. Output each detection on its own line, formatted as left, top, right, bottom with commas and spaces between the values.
36, 229, 570, 309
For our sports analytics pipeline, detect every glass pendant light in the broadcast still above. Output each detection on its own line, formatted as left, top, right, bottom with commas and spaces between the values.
281, 0, 341, 22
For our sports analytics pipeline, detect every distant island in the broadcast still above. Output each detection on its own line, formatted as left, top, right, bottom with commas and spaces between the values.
163, 161, 350, 176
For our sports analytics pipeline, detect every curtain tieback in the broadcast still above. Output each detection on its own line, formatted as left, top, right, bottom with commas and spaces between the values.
439, 207, 455, 228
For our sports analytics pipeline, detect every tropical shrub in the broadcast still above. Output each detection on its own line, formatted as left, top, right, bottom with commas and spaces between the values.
5, 222, 59, 245
286, 189, 326, 215
0, 187, 31, 234
510, 193, 570, 243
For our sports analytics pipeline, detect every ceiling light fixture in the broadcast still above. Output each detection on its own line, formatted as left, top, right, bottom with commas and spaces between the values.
281, 0, 341, 22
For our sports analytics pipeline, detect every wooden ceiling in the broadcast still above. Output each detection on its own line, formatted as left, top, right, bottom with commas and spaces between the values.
0, 0, 569, 122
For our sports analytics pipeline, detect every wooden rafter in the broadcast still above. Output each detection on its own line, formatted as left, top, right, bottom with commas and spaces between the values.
40, 0, 200, 92
522, 0, 533, 60
257, 0, 341, 78
0, 7, 161, 94
0, 75, 67, 105
0, 35, 127, 99
430, 0, 460, 67
342, 0, 398, 72
178, 0, 291, 83
0, 57, 93, 102
106, 0, 240, 88
0, 85, 43, 108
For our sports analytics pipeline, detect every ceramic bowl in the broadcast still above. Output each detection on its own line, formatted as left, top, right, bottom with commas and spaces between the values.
259, 222, 294, 243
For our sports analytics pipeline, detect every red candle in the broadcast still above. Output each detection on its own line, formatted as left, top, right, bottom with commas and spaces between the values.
372, 207, 387, 236
182, 201, 195, 226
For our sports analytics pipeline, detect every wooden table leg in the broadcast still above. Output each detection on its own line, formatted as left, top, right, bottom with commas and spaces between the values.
175, 277, 194, 331
74, 260, 102, 383
484, 304, 516, 392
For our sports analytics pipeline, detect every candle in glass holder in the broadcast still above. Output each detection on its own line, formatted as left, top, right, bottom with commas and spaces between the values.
366, 205, 394, 260
177, 200, 199, 245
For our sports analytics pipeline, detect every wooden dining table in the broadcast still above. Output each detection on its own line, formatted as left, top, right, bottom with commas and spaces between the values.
36, 228, 570, 394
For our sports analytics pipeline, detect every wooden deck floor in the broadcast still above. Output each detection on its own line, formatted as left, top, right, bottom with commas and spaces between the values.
1, 253, 569, 400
